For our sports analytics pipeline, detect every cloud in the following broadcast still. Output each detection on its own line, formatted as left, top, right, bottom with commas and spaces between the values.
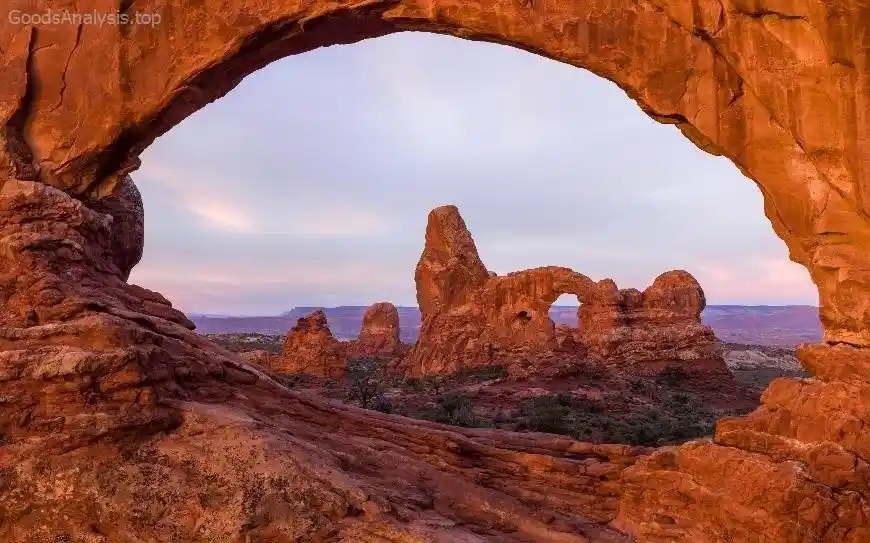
270, 205, 396, 238
137, 162, 261, 234
693, 258, 817, 305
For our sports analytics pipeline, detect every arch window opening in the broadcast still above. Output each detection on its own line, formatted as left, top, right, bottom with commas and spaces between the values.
129, 32, 815, 447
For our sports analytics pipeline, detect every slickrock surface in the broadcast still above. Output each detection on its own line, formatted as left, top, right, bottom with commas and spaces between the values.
345, 302, 409, 360
2, 0, 870, 540
276, 310, 348, 377
0, 178, 641, 543
405, 206, 733, 384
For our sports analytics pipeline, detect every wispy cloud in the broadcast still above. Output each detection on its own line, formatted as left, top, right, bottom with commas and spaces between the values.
694, 258, 817, 305
138, 162, 261, 234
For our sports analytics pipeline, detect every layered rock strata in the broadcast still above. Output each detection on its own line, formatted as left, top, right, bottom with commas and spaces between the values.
0, 176, 642, 543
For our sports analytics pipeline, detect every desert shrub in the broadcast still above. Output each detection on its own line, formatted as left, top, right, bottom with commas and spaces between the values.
628, 377, 650, 394
597, 394, 717, 446
205, 333, 284, 353
513, 394, 575, 434
402, 377, 425, 392
492, 410, 509, 425
421, 375, 447, 395
423, 393, 478, 427
657, 364, 690, 386
508, 391, 718, 446
370, 396, 394, 414
346, 357, 388, 410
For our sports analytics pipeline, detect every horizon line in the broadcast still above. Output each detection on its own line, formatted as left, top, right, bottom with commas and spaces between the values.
186, 303, 821, 318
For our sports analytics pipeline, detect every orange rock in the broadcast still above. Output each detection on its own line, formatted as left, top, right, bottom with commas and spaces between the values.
580, 271, 731, 380
275, 310, 347, 377
237, 349, 277, 369
405, 206, 732, 384
414, 205, 490, 321
345, 302, 407, 360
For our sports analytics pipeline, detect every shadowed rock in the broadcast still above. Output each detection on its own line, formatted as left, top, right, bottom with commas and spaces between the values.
88, 174, 144, 281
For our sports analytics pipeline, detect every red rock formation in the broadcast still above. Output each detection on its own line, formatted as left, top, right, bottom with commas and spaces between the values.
2, 1, 870, 540
578, 271, 731, 380
415, 205, 490, 321
345, 302, 408, 360
405, 207, 731, 383
237, 349, 277, 369
275, 310, 347, 377
86, 174, 144, 282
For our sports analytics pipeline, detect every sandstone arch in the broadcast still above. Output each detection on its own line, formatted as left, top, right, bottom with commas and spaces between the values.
2, 1, 870, 541
3, 0, 869, 346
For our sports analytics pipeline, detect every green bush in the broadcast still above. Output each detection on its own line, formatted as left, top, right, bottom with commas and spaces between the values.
628, 377, 649, 394
513, 394, 575, 434
403, 377, 425, 392
455, 364, 508, 382
576, 362, 609, 381
371, 396, 393, 414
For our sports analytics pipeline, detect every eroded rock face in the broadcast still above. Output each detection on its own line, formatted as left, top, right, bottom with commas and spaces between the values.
237, 349, 277, 369
415, 206, 490, 321
276, 310, 347, 377
579, 271, 730, 380
346, 302, 407, 360
2, 0, 869, 348
87, 174, 144, 281
405, 207, 731, 383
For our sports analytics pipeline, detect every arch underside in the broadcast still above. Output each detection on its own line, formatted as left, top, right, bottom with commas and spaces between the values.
1, 0, 870, 541
3, 0, 869, 345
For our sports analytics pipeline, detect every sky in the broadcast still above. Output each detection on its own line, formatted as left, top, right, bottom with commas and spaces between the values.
129, 32, 818, 316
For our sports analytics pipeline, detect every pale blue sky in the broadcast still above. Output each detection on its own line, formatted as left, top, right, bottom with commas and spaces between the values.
129, 32, 817, 316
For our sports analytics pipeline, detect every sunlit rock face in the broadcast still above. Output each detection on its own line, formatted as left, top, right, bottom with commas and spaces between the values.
1, 0, 870, 540
275, 310, 348, 377
404, 206, 733, 384
345, 302, 409, 361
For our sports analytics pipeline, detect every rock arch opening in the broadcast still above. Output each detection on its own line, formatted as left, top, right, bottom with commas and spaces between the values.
2, 3, 869, 542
